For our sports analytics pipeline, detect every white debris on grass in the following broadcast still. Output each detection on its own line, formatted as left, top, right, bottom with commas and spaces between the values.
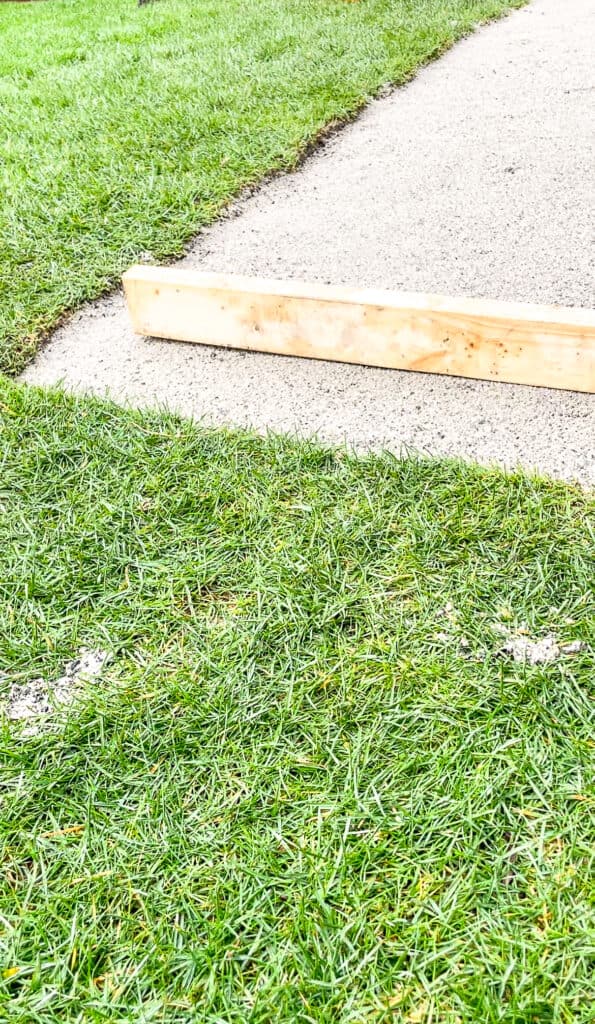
498, 634, 585, 665
434, 609, 586, 666
2, 649, 109, 736
437, 601, 458, 622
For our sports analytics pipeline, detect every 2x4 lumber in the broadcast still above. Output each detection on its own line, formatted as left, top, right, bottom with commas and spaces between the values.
122, 266, 595, 393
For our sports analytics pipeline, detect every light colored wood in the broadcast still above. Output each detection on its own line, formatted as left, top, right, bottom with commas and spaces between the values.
122, 265, 595, 392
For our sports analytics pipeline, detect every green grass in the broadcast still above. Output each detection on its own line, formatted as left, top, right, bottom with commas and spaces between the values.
0, 0, 525, 374
0, 379, 593, 1022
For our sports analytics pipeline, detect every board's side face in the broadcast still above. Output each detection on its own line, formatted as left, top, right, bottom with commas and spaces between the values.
122, 267, 595, 393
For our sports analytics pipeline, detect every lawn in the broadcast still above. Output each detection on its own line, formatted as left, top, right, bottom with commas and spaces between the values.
0, 0, 525, 374
1, 379, 593, 1022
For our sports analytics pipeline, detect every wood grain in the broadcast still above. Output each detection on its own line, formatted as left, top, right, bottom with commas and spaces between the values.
122, 266, 595, 392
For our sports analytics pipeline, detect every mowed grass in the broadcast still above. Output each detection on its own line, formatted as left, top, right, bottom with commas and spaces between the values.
0, 0, 525, 374
0, 379, 593, 1022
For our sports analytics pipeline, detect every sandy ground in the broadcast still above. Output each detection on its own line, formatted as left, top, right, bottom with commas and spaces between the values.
23, 0, 595, 484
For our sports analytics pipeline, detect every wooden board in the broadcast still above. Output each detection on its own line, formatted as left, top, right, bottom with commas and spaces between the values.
122, 265, 595, 392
